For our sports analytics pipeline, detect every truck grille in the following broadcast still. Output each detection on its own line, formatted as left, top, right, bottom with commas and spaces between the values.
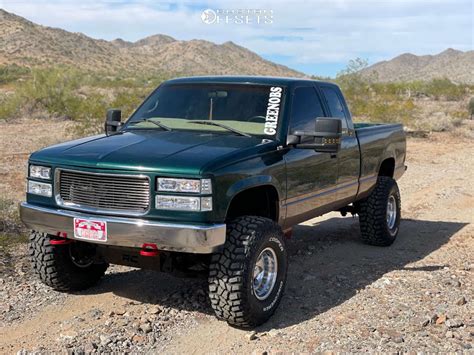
57, 170, 150, 214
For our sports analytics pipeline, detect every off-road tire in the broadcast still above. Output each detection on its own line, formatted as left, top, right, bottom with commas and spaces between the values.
29, 231, 108, 291
208, 216, 287, 328
358, 176, 401, 246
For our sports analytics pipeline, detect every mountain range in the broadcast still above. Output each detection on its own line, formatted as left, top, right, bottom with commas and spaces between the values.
362, 49, 474, 84
0, 9, 302, 77
1, 9, 472, 83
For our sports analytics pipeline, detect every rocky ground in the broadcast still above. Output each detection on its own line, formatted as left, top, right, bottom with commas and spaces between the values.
0, 120, 473, 353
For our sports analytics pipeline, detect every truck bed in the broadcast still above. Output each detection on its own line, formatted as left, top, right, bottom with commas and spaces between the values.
354, 122, 406, 199
354, 122, 400, 130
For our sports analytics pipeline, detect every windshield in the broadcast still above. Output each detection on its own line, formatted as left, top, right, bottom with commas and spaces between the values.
125, 83, 285, 138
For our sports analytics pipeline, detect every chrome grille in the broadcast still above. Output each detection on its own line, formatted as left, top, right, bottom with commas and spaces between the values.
57, 170, 150, 214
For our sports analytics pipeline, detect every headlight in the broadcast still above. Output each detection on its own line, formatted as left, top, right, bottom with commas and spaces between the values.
157, 178, 212, 194
28, 181, 52, 197
155, 195, 212, 211
30, 165, 51, 180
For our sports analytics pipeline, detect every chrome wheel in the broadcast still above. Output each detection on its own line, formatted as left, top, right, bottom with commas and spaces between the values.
386, 195, 397, 230
253, 247, 278, 300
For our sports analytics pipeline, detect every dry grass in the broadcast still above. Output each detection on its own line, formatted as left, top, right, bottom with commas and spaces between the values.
408, 97, 474, 138
0, 119, 75, 248
0, 197, 27, 251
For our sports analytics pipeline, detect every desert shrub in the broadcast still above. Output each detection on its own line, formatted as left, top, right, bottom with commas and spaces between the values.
0, 64, 30, 84
0, 66, 162, 128
5, 63, 468, 133
0, 198, 23, 237
111, 89, 149, 117
423, 113, 454, 132
72, 92, 110, 135
413, 110, 467, 132
0, 197, 28, 264
421, 78, 465, 101
469, 97, 474, 119
76, 88, 150, 135
15, 67, 84, 118
88, 71, 167, 89
334, 58, 474, 128
336, 58, 416, 124
0, 93, 24, 120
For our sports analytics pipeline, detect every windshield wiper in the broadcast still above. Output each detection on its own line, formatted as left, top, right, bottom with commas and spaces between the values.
187, 120, 251, 137
127, 118, 172, 131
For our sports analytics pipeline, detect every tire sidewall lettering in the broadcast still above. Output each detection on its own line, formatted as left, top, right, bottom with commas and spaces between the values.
254, 232, 286, 314
269, 236, 284, 252
262, 280, 284, 312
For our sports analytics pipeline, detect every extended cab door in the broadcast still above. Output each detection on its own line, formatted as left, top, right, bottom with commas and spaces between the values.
319, 85, 361, 205
283, 86, 339, 227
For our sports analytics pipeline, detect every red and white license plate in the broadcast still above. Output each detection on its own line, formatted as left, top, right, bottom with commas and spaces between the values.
73, 218, 107, 242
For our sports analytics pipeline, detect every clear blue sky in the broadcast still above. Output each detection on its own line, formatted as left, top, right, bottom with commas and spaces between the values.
2, 0, 473, 77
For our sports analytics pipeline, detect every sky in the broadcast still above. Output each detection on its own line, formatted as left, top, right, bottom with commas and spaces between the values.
1, 0, 473, 77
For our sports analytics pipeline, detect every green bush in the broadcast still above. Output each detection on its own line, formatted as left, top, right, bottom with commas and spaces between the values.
16, 67, 84, 118
333, 59, 474, 126
0, 93, 24, 120
422, 78, 465, 101
335, 58, 416, 124
0, 197, 23, 236
111, 89, 149, 117
1, 63, 470, 132
76, 89, 150, 135
0, 64, 30, 84
469, 97, 474, 119
0, 66, 165, 130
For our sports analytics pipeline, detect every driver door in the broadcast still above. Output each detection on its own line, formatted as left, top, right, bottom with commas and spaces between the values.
284, 86, 339, 227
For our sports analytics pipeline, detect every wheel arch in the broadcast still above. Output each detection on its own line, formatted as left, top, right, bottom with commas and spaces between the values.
378, 157, 396, 178
225, 177, 281, 222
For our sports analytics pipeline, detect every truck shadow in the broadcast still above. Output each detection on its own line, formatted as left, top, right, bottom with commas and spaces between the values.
85, 217, 467, 329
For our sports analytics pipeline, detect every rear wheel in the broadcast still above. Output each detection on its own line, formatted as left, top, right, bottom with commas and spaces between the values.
358, 176, 401, 246
29, 231, 108, 291
208, 216, 287, 328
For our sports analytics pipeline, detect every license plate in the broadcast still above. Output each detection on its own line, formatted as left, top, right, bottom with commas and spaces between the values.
73, 218, 107, 242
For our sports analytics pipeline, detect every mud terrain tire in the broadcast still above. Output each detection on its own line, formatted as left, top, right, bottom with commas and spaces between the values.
208, 216, 287, 328
29, 231, 108, 291
358, 176, 401, 246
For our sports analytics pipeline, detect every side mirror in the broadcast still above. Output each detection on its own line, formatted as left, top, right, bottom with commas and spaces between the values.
105, 109, 122, 136
288, 117, 342, 153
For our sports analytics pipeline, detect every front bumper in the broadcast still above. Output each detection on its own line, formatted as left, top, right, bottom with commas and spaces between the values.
20, 202, 226, 254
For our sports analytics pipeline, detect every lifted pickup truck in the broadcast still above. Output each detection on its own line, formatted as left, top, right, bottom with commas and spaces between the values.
21, 76, 406, 327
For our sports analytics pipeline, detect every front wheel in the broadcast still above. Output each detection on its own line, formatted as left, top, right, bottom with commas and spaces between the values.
358, 176, 401, 246
29, 231, 108, 291
208, 216, 287, 328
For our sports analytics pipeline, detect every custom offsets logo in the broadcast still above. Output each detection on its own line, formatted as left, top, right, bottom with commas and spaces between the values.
201, 9, 273, 25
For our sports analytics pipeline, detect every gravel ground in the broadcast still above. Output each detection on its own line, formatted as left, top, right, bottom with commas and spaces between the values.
1, 259, 213, 353
0, 123, 472, 353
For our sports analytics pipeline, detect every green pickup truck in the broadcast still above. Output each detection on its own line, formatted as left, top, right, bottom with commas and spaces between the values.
21, 76, 406, 327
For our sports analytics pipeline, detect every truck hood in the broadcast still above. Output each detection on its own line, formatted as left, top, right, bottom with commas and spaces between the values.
30, 130, 276, 175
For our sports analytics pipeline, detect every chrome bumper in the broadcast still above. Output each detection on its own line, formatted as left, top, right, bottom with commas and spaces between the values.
20, 202, 226, 254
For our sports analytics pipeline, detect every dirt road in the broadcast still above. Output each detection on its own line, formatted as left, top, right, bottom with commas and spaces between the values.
0, 121, 472, 353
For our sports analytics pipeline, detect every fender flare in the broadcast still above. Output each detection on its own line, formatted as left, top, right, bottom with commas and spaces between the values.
377, 143, 396, 175
224, 175, 283, 216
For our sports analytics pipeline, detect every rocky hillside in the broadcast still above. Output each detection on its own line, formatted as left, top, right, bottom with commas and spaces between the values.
0, 9, 303, 77
361, 49, 474, 84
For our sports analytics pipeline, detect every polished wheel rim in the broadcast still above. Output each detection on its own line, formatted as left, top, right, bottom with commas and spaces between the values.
386, 195, 397, 230
253, 247, 278, 300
